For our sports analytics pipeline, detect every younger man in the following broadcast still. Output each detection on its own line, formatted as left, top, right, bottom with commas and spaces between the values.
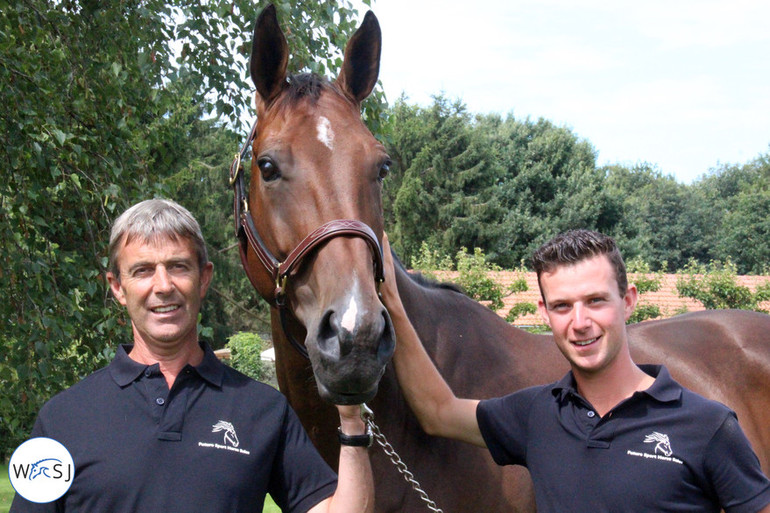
380, 229, 770, 512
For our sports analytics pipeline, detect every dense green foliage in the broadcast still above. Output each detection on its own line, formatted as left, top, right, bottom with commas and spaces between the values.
0, 0, 367, 459
383, 97, 614, 268
380, 96, 770, 275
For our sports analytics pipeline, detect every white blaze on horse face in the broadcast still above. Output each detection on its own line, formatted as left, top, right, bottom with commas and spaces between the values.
340, 294, 359, 334
316, 116, 334, 150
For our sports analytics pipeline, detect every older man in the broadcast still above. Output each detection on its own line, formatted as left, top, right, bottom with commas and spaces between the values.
12, 199, 373, 513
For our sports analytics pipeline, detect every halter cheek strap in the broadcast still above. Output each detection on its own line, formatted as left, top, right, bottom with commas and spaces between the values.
230, 119, 385, 359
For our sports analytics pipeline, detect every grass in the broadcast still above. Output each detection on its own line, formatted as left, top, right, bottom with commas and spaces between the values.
263, 495, 281, 512
0, 463, 280, 513
1, 463, 13, 513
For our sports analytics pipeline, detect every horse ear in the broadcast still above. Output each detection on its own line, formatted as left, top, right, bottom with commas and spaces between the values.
250, 4, 288, 104
336, 11, 381, 104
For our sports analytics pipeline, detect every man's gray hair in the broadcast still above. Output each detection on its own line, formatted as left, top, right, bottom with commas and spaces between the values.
108, 199, 208, 277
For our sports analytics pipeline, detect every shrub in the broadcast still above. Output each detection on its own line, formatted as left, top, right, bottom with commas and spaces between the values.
676, 259, 767, 312
411, 241, 453, 280
627, 257, 663, 294
626, 257, 663, 322
226, 332, 267, 382
455, 247, 505, 311
628, 304, 662, 324
506, 302, 537, 323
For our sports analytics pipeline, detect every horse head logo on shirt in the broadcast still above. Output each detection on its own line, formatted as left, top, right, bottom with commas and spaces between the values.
644, 431, 673, 457
212, 421, 240, 448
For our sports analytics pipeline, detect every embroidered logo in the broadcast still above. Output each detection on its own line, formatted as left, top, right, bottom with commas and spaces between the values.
626, 431, 682, 465
644, 431, 672, 456
212, 421, 240, 448
198, 420, 250, 456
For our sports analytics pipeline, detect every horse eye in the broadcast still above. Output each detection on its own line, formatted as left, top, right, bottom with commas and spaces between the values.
378, 159, 391, 182
258, 157, 281, 182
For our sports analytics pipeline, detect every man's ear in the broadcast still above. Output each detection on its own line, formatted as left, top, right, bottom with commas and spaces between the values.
623, 284, 638, 322
199, 262, 214, 299
537, 299, 551, 327
106, 272, 127, 306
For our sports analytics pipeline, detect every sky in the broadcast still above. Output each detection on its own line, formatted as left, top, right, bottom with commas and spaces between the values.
353, 0, 770, 184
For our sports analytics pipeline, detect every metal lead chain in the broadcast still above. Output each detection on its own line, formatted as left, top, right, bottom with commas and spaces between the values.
360, 404, 444, 513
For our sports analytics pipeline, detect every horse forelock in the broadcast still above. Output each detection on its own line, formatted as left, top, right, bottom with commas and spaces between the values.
269, 73, 352, 113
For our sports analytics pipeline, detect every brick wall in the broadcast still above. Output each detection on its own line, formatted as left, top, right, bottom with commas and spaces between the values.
432, 271, 770, 327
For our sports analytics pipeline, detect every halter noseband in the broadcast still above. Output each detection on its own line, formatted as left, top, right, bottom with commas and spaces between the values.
230, 120, 385, 358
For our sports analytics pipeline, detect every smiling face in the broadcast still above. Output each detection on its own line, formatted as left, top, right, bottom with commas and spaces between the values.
538, 254, 637, 377
107, 235, 213, 355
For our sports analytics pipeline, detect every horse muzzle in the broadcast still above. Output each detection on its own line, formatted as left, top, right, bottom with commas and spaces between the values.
307, 298, 395, 405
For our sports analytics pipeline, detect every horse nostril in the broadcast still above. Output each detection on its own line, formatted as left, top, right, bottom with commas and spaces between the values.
315, 304, 396, 365
378, 309, 396, 364
317, 310, 341, 359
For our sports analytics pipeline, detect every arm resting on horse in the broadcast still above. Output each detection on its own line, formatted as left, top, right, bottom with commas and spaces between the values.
381, 235, 485, 448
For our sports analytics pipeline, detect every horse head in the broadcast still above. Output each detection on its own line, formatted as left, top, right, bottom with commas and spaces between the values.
236, 5, 394, 405
644, 431, 673, 457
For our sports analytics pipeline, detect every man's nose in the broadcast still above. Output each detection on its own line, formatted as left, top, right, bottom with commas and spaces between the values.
572, 303, 592, 330
152, 266, 174, 292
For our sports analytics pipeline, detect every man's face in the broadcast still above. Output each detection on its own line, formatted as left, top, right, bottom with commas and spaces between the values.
537, 254, 637, 377
107, 235, 213, 353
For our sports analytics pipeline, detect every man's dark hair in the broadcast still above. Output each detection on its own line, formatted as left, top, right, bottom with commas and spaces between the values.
531, 229, 628, 297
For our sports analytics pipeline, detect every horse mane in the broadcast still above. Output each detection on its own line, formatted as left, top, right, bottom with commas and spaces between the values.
392, 250, 465, 294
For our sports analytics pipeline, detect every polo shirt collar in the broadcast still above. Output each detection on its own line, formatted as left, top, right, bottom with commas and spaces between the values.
195, 342, 225, 387
109, 342, 225, 388
552, 364, 682, 404
637, 364, 682, 403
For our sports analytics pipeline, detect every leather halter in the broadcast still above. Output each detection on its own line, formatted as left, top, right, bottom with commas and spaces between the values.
230, 119, 385, 358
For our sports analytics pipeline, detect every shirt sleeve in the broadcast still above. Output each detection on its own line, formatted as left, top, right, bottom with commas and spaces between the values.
477, 386, 543, 467
267, 403, 338, 513
706, 412, 770, 513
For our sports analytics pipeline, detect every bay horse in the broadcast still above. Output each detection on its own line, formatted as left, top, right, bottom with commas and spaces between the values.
233, 6, 770, 512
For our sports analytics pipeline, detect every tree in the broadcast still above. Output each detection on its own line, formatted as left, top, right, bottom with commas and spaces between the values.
604, 163, 715, 271
384, 96, 615, 268
0, 0, 367, 459
702, 152, 770, 274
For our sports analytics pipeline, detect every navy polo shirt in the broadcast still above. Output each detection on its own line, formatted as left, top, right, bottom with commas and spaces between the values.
478, 365, 770, 513
11, 343, 337, 513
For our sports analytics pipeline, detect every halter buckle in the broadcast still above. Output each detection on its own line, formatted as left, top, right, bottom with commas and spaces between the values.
229, 153, 242, 186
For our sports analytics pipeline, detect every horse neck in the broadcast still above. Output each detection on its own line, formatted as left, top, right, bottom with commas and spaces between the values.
269, 309, 341, 464
393, 264, 509, 354
391, 263, 566, 395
